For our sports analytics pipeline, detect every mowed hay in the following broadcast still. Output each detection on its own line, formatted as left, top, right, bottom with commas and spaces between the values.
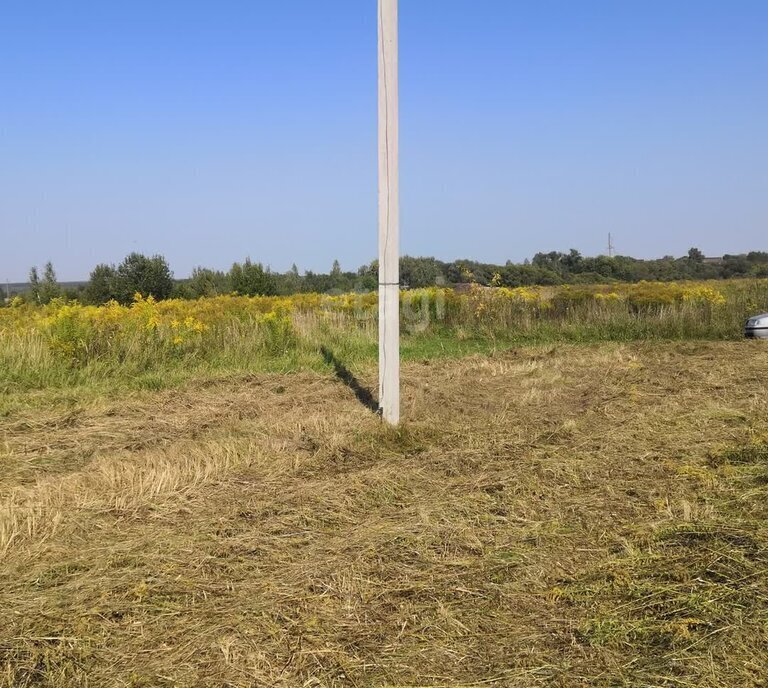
1, 342, 768, 687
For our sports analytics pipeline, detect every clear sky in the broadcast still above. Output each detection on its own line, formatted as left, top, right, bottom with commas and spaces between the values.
1, 0, 767, 281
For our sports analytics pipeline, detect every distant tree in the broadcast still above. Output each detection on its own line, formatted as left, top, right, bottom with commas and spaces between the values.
28, 266, 41, 303
400, 256, 444, 288
360, 260, 378, 276
275, 263, 302, 295
355, 261, 379, 291
721, 254, 751, 278
327, 259, 346, 291
229, 258, 277, 296
500, 264, 562, 287
532, 251, 570, 276
86, 264, 118, 304
357, 273, 378, 291
38, 261, 61, 304
113, 253, 174, 303
72, 244, 768, 305
62, 284, 87, 301
562, 249, 584, 272
444, 259, 499, 286
301, 270, 327, 293
185, 267, 230, 298
687, 247, 704, 263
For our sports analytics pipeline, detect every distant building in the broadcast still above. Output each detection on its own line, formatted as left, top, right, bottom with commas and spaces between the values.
702, 257, 724, 265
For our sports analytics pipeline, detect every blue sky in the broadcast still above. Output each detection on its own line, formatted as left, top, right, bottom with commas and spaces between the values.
1, 0, 767, 281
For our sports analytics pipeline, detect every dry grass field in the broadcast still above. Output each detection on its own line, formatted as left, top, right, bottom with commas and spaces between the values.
2, 341, 768, 687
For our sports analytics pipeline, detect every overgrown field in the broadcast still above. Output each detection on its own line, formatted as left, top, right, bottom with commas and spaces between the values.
1, 341, 768, 686
1, 279, 767, 398
2, 280, 768, 686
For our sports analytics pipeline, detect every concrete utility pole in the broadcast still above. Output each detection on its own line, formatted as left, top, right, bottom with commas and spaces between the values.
378, 0, 400, 425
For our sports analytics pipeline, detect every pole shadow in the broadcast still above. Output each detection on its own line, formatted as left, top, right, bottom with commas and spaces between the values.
320, 346, 380, 414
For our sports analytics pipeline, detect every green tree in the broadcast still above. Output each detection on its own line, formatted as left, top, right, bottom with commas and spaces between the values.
276, 263, 302, 295
687, 247, 704, 263
562, 249, 584, 272
28, 266, 41, 303
229, 258, 277, 296
328, 259, 353, 291
186, 267, 230, 298
113, 253, 174, 303
86, 264, 118, 304
39, 261, 61, 304
400, 256, 444, 288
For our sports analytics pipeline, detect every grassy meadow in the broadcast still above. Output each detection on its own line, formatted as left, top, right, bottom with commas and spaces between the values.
2, 279, 768, 687
2, 278, 767, 400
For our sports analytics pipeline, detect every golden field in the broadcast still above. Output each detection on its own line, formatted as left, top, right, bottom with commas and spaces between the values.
1, 280, 766, 387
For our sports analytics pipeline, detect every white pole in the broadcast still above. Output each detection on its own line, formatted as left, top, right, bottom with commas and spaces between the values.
378, 0, 400, 425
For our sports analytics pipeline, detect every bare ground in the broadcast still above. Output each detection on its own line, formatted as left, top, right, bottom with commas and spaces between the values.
1, 341, 768, 687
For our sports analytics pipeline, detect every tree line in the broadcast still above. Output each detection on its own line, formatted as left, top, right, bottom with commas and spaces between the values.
7, 248, 768, 306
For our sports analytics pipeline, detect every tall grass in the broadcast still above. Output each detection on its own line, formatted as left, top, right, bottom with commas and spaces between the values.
1, 279, 766, 393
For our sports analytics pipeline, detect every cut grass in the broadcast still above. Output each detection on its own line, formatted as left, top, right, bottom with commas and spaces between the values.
1, 342, 768, 686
